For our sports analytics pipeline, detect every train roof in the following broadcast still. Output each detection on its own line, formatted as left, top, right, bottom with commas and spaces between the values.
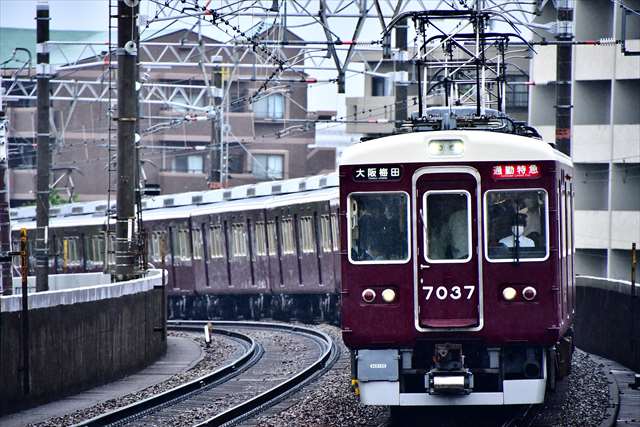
9, 172, 338, 223
339, 130, 572, 167
10, 175, 339, 231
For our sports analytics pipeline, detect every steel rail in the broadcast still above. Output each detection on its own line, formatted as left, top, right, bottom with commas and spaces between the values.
188, 320, 337, 427
74, 324, 258, 427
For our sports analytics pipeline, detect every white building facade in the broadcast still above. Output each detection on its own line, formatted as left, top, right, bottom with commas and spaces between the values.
529, 1, 640, 280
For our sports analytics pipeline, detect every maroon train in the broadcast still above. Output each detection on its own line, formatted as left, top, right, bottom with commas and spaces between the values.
339, 126, 575, 406
11, 176, 341, 321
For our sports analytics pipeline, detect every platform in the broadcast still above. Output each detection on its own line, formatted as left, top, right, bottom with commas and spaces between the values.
596, 355, 640, 427
0, 336, 202, 427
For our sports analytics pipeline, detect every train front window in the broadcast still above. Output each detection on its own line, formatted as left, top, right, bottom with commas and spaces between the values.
348, 192, 409, 263
485, 189, 548, 261
423, 191, 471, 262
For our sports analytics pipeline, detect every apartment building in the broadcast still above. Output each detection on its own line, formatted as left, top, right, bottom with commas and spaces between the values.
0, 25, 335, 204
529, 1, 640, 281
343, 46, 531, 137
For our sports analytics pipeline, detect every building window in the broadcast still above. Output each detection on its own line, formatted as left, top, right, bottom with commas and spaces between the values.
253, 93, 284, 119
172, 155, 204, 173
371, 76, 386, 96
8, 138, 37, 169
506, 75, 528, 109
252, 153, 284, 179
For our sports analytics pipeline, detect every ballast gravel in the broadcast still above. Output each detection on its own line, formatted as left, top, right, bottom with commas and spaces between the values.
29, 331, 238, 427
254, 324, 386, 427
531, 348, 610, 427
137, 329, 318, 427
254, 327, 611, 427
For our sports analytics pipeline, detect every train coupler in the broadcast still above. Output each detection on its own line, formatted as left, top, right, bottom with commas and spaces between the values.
425, 369, 474, 395
426, 343, 473, 394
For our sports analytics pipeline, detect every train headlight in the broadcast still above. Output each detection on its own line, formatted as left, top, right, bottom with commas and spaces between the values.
362, 288, 376, 303
522, 286, 537, 301
428, 139, 464, 156
502, 287, 517, 301
381, 288, 396, 303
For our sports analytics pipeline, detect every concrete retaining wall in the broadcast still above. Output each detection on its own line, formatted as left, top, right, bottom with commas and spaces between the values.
11, 272, 112, 294
575, 275, 639, 372
0, 270, 166, 415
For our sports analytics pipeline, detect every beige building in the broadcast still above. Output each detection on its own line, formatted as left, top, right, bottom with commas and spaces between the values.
529, 1, 640, 280
1, 26, 335, 204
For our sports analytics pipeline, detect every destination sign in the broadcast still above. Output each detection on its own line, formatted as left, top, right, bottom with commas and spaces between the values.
352, 165, 402, 182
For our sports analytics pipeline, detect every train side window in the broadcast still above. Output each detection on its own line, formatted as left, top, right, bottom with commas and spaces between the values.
192, 228, 203, 260
181, 229, 191, 260
561, 188, 567, 258
107, 234, 115, 266
63, 237, 80, 264
299, 216, 316, 254
231, 223, 247, 257
209, 225, 225, 258
320, 215, 332, 253
91, 235, 105, 264
280, 218, 295, 255
254, 221, 267, 256
330, 213, 339, 251
423, 191, 471, 262
485, 189, 549, 262
149, 233, 159, 262
266, 220, 278, 256
348, 192, 410, 263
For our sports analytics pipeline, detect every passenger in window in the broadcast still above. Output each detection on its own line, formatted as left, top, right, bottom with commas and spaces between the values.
361, 233, 388, 261
446, 208, 469, 259
519, 194, 542, 245
356, 199, 384, 256
499, 214, 535, 248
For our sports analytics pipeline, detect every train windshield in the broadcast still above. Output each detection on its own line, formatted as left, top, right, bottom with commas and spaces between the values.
485, 189, 548, 261
423, 191, 471, 262
348, 192, 409, 263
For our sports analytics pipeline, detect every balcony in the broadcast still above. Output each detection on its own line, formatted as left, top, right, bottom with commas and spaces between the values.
616, 40, 640, 80
573, 125, 611, 162
613, 125, 640, 162
574, 210, 609, 249
530, 45, 556, 85
611, 211, 640, 250
574, 45, 615, 81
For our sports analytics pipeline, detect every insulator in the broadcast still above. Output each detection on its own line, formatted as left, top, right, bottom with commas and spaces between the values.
599, 37, 617, 46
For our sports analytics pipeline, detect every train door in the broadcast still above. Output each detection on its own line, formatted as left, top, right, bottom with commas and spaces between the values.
413, 167, 483, 331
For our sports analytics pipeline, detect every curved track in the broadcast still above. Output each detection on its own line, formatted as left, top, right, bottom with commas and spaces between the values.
75, 321, 336, 427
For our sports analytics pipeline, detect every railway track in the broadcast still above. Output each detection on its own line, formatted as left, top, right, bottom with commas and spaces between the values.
74, 321, 337, 427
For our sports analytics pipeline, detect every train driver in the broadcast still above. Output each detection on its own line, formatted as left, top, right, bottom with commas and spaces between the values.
499, 213, 535, 248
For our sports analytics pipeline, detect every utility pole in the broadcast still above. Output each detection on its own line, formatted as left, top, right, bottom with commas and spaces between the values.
394, 17, 408, 125
555, 0, 574, 157
35, 0, 51, 292
208, 70, 223, 189
0, 73, 12, 295
115, 0, 139, 281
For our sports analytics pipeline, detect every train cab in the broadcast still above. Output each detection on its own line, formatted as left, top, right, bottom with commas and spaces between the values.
339, 127, 575, 406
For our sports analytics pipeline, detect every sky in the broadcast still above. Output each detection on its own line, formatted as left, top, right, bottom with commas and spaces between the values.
0, 0, 381, 112
0, 1, 536, 113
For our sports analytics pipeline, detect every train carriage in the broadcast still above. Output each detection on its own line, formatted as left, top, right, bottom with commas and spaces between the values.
340, 128, 575, 406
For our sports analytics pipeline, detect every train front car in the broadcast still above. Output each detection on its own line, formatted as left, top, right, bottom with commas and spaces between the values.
339, 127, 575, 406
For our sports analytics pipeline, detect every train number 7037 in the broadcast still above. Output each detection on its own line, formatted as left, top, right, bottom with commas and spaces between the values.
422, 285, 475, 301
